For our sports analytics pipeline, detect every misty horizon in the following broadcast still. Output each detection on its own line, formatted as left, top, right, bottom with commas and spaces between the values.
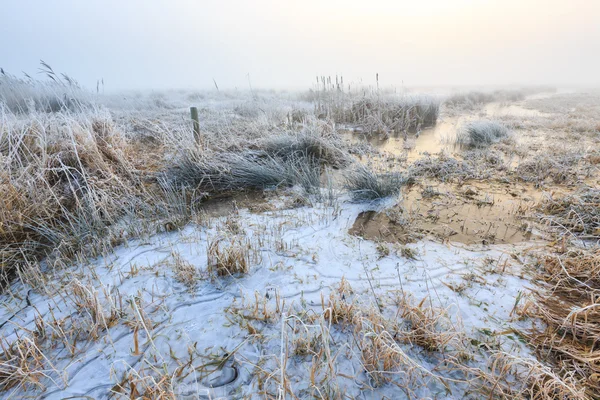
2, 0, 600, 91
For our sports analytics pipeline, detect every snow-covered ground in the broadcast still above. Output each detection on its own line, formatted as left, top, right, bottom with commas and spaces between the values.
0, 193, 538, 399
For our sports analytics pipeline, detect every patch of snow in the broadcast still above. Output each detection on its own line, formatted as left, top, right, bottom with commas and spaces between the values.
0, 200, 536, 399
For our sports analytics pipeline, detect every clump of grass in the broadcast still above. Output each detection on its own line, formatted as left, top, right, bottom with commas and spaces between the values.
343, 95, 440, 134
0, 337, 55, 392
360, 327, 410, 387
0, 109, 157, 288
110, 362, 177, 399
538, 188, 600, 240
408, 153, 483, 182
398, 245, 418, 260
311, 81, 440, 135
468, 351, 587, 399
292, 332, 321, 357
375, 243, 390, 259
356, 296, 464, 391
456, 120, 509, 148
463, 149, 509, 171
396, 294, 462, 352
258, 132, 348, 168
165, 144, 327, 195
322, 278, 357, 326
344, 164, 409, 201
170, 251, 199, 288
207, 237, 250, 278
517, 153, 582, 185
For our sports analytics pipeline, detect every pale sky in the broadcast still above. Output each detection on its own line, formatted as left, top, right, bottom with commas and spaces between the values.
2, 0, 599, 90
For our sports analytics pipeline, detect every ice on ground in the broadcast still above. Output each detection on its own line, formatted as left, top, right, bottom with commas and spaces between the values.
0, 198, 536, 399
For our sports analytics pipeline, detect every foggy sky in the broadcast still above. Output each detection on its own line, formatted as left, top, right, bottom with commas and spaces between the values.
2, 0, 599, 91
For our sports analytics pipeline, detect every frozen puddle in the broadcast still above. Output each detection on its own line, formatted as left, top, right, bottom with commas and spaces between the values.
0, 200, 538, 399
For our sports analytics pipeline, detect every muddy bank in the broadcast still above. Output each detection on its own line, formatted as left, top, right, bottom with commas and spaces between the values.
350, 181, 542, 245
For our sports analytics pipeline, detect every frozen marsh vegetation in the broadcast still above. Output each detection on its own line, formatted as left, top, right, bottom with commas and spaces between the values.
0, 69, 599, 398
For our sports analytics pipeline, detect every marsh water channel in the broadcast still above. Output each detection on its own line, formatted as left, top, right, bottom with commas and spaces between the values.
198, 101, 555, 247
343, 101, 552, 246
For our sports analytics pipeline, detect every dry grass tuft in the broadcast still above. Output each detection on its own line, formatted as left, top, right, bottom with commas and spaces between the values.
111, 364, 177, 399
356, 300, 461, 393
341, 96, 440, 135
359, 327, 413, 388
311, 81, 440, 135
517, 153, 583, 185
408, 153, 484, 182
469, 351, 587, 399
0, 109, 166, 289
456, 120, 510, 148
539, 188, 600, 240
322, 278, 358, 326
344, 164, 409, 201
170, 251, 199, 288
519, 249, 600, 398
0, 336, 64, 393
207, 236, 250, 278
396, 294, 462, 352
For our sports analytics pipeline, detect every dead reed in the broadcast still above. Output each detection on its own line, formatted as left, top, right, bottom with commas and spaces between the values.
522, 249, 600, 398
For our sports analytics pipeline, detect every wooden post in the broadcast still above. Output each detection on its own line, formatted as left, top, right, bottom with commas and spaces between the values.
190, 106, 200, 144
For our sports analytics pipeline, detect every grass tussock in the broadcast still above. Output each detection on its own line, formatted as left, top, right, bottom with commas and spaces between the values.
356, 294, 466, 392
0, 110, 159, 287
207, 236, 250, 278
323, 278, 357, 326
170, 251, 199, 288
396, 294, 460, 352
456, 120, 510, 148
344, 164, 409, 201
320, 280, 466, 392
517, 153, 583, 185
258, 132, 347, 167
164, 132, 344, 195
110, 364, 177, 399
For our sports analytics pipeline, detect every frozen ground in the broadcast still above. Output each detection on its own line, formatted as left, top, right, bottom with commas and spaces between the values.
0, 194, 538, 399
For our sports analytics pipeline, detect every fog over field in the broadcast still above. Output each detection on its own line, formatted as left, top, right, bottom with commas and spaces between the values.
2, 0, 600, 90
